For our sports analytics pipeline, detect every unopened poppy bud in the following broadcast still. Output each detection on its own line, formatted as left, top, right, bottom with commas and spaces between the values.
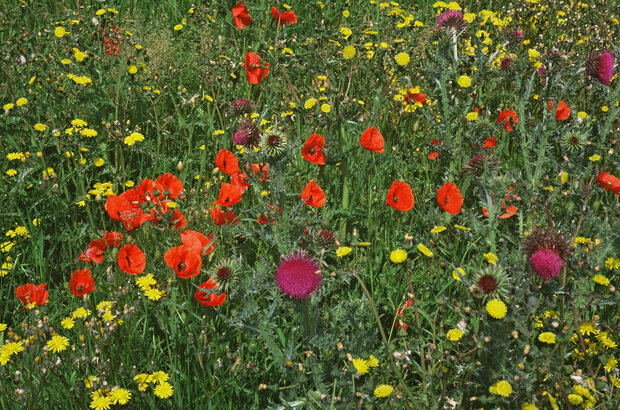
524, 344, 531, 355
212, 167, 220, 175
177, 161, 183, 171
484, 336, 491, 343
258, 384, 268, 390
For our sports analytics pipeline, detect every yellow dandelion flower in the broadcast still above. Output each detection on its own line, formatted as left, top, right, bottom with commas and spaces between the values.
395, 52, 410, 66
483, 252, 498, 265
592, 274, 609, 286
367, 355, 379, 367
352, 358, 369, 374
446, 328, 464, 341
61, 317, 75, 329
538, 332, 556, 344
54, 27, 66, 37
374, 384, 393, 398
417, 243, 433, 257
16, 98, 28, 106
389, 249, 407, 264
46, 335, 69, 353
342, 45, 356, 59
34, 123, 47, 131
489, 380, 512, 397
336, 247, 353, 257
486, 299, 507, 319
457, 75, 471, 88
153, 381, 174, 399
110, 388, 131, 405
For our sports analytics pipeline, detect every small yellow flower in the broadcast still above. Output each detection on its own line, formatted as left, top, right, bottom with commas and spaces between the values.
3, 103, 15, 110
588, 154, 601, 162
395, 52, 410, 66
304, 98, 317, 109
0, 323, 7, 332
174, 24, 184, 31
127, 65, 138, 75
486, 299, 507, 319
94, 158, 105, 167
153, 381, 174, 399
489, 380, 512, 397
34, 123, 47, 131
389, 249, 407, 263
601, 105, 609, 112
466, 112, 478, 121
336, 247, 353, 257
352, 358, 369, 374
321, 103, 331, 113
538, 332, 556, 344
342, 45, 356, 59
340, 27, 352, 40
54, 26, 66, 37
367, 355, 379, 367
592, 274, 610, 286
46, 335, 69, 353
567, 394, 583, 405
483, 252, 498, 265
373, 384, 393, 398
431, 225, 446, 234
446, 328, 464, 341
417, 243, 433, 257
452, 267, 465, 281
16, 98, 28, 106
61, 317, 75, 329
457, 75, 471, 88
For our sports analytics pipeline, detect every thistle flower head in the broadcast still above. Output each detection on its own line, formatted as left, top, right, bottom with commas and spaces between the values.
586, 50, 615, 85
522, 228, 572, 280
462, 154, 499, 177
275, 250, 322, 299
211, 258, 240, 292
436, 10, 467, 33
233, 118, 260, 148
261, 130, 288, 157
229, 98, 254, 116
472, 266, 511, 300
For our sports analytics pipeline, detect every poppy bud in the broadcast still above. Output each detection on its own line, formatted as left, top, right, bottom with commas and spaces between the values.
177, 161, 183, 171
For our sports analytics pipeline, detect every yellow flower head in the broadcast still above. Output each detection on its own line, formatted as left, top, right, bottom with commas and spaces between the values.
336, 247, 353, 257
389, 249, 407, 263
446, 328, 464, 341
486, 299, 507, 319
489, 380, 512, 397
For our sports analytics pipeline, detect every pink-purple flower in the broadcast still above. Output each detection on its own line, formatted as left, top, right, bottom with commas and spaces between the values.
275, 251, 322, 299
586, 50, 615, 85
529, 248, 563, 280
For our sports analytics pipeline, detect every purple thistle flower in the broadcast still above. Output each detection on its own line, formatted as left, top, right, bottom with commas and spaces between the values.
275, 251, 322, 299
529, 248, 563, 280
436, 10, 466, 32
586, 50, 615, 85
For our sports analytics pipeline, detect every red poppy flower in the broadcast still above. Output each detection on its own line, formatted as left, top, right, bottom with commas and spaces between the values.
437, 182, 463, 215
15, 283, 48, 309
483, 136, 497, 149
301, 181, 326, 207
69, 268, 96, 297
386, 180, 415, 212
194, 277, 227, 306
214, 183, 244, 207
156, 173, 184, 199
271, 7, 297, 26
245, 52, 269, 85
215, 149, 240, 176
181, 230, 216, 256
431, 138, 442, 145
232, 2, 252, 30
547, 100, 571, 120
209, 207, 239, 226
427, 151, 439, 160
79, 239, 106, 264
103, 231, 124, 248
360, 126, 385, 153
597, 172, 620, 194
164, 245, 202, 279
117, 244, 146, 275
139, 179, 164, 202
499, 205, 518, 219
405, 92, 427, 105
497, 109, 519, 132
104, 194, 154, 230
301, 133, 326, 165
248, 163, 270, 182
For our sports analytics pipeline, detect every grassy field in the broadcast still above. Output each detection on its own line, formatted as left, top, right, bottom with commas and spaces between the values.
1, 0, 619, 408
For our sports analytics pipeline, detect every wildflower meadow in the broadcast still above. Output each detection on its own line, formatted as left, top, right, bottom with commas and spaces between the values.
2, 0, 620, 408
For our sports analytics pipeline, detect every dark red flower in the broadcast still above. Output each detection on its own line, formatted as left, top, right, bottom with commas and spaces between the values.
301, 133, 326, 165
547, 100, 571, 120
437, 182, 463, 215
245, 52, 269, 85
181, 230, 216, 256
405, 91, 427, 105
271, 7, 297, 26
360, 126, 385, 153
69, 268, 96, 297
214, 183, 244, 207
215, 149, 240, 176
427, 152, 439, 160
103, 231, 124, 248
104, 193, 154, 230
194, 278, 227, 306
477, 274, 498, 294
79, 239, 106, 264
15, 283, 48, 309
497, 109, 518, 132
156, 173, 184, 199
165, 245, 202, 279
597, 172, 620, 194
301, 181, 326, 207
386, 181, 414, 212
232, 2, 252, 30
117, 244, 146, 275
209, 207, 239, 226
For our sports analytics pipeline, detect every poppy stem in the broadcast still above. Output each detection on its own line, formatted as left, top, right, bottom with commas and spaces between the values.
352, 271, 420, 405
